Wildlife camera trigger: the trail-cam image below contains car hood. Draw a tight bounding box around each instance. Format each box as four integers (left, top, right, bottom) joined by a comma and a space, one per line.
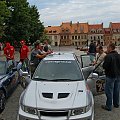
24, 80, 87, 110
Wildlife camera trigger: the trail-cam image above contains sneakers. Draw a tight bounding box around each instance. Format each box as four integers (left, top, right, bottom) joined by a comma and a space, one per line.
101, 105, 111, 111
114, 105, 119, 108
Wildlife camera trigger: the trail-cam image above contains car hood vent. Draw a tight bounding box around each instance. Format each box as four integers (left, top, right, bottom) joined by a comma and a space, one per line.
42, 93, 53, 99
58, 93, 70, 99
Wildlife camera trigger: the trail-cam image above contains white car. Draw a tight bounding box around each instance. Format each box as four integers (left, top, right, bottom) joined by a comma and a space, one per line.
17, 52, 97, 120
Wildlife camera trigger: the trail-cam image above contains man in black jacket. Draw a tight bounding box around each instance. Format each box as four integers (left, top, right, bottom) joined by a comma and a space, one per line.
88, 41, 96, 63
102, 43, 120, 111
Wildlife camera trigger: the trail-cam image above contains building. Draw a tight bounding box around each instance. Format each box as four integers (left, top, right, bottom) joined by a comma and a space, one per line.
71, 22, 88, 46
104, 28, 112, 45
45, 26, 60, 46
60, 22, 72, 46
45, 22, 88, 46
110, 22, 120, 45
45, 22, 120, 46
88, 23, 104, 45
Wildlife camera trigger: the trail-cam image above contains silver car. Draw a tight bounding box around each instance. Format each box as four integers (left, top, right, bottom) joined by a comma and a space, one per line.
17, 52, 105, 120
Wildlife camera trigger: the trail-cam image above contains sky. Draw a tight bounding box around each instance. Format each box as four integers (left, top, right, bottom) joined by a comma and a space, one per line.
28, 0, 120, 27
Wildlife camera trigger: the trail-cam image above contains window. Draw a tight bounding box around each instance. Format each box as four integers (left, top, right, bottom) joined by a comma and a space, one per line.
49, 31, 52, 33
75, 36, 77, 39
81, 35, 83, 39
54, 36, 57, 39
98, 36, 100, 39
61, 36, 63, 39
72, 36, 74, 40
78, 36, 80, 39
75, 30, 77, 33
67, 36, 69, 39
33, 60, 83, 81
64, 36, 66, 39
53, 30, 57, 33
66, 29, 69, 32
0, 62, 6, 74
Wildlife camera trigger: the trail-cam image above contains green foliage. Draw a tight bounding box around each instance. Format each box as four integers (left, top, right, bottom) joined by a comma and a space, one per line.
2, 0, 45, 45
0, 0, 10, 36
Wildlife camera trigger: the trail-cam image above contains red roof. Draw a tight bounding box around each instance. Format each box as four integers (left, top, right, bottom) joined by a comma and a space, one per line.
110, 22, 120, 29
89, 23, 103, 30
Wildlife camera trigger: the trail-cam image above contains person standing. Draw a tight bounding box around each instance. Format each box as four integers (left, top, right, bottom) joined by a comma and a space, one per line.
102, 43, 120, 111
93, 45, 106, 75
19, 40, 29, 62
43, 40, 52, 52
88, 40, 96, 63
3, 42, 15, 61
30, 41, 49, 76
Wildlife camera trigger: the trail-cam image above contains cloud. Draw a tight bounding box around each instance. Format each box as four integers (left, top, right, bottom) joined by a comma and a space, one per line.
28, 0, 120, 27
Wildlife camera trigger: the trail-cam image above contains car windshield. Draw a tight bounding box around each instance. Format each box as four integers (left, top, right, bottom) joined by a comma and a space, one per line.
0, 62, 6, 74
33, 60, 83, 81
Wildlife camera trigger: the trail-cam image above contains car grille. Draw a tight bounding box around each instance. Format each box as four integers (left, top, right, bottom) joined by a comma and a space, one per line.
39, 110, 68, 117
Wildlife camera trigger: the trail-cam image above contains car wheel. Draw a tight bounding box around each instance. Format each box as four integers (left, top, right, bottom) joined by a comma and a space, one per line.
0, 90, 6, 113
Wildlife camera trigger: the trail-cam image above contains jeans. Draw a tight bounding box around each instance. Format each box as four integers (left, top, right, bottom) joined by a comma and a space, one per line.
105, 77, 120, 110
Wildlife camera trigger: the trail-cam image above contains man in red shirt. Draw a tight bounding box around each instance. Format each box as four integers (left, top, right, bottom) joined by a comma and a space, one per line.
4, 42, 15, 61
20, 40, 29, 62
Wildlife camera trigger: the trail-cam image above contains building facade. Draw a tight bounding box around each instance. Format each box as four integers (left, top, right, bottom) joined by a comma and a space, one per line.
88, 23, 104, 45
110, 22, 120, 45
45, 22, 120, 46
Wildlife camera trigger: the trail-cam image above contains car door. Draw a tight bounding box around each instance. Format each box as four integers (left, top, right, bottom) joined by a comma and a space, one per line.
5, 61, 18, 93
80, 54, 105, 95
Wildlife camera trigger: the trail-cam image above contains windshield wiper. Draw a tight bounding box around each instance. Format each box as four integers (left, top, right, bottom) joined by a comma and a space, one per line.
48, 79, 80, 81
33, 78, 48, 81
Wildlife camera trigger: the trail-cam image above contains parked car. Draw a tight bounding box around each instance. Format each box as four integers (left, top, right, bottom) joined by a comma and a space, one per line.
0, 60, 19, 113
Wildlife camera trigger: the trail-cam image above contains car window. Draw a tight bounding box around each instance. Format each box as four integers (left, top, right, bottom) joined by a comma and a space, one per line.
33, 60, 83, 81
0, 61, 6, 74
7, 60, 14, 73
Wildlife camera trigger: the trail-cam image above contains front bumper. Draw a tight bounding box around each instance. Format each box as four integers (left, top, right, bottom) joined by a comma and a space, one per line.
17, 105, 94, 120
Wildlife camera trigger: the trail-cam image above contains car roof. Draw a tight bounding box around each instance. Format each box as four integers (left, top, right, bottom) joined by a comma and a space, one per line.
43, 52, 75, 61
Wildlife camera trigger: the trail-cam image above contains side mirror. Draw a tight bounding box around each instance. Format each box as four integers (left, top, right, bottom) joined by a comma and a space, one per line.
92, 73, 99, 78
19, 69, 28, 76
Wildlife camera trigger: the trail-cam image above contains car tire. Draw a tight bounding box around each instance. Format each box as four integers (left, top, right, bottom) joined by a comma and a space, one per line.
0, 90, 6, 113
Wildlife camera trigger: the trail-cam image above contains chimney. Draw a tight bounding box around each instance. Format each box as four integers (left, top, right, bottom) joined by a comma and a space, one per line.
70, 21, 72, 26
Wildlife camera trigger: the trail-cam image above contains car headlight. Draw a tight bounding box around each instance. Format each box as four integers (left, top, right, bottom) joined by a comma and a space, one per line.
21, 104, 37, 115
71, 103, 92, 116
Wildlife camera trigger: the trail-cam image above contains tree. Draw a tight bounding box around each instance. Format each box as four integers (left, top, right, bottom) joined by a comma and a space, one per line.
29, 5, 44, 44
5, 0, 31, 44
0, 0, 10, 37
4, 0, 44, 45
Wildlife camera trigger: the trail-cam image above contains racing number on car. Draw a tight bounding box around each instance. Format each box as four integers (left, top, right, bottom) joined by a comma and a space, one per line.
96, 79, 105, 93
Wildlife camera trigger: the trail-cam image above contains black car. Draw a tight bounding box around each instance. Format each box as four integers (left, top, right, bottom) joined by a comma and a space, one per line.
0, 60, 19, 113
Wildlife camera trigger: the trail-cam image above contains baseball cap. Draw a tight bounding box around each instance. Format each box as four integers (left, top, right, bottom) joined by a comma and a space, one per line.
20, 40, 25, 44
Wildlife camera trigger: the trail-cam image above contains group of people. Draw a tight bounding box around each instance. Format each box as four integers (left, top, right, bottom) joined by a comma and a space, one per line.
30, 40, 52, 76
0, 39, 52, 73
88, 41, 120, 111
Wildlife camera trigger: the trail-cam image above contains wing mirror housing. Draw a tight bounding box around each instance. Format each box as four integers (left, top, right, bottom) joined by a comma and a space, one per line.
92, 73, 99, 78
19, 69, 29, 76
